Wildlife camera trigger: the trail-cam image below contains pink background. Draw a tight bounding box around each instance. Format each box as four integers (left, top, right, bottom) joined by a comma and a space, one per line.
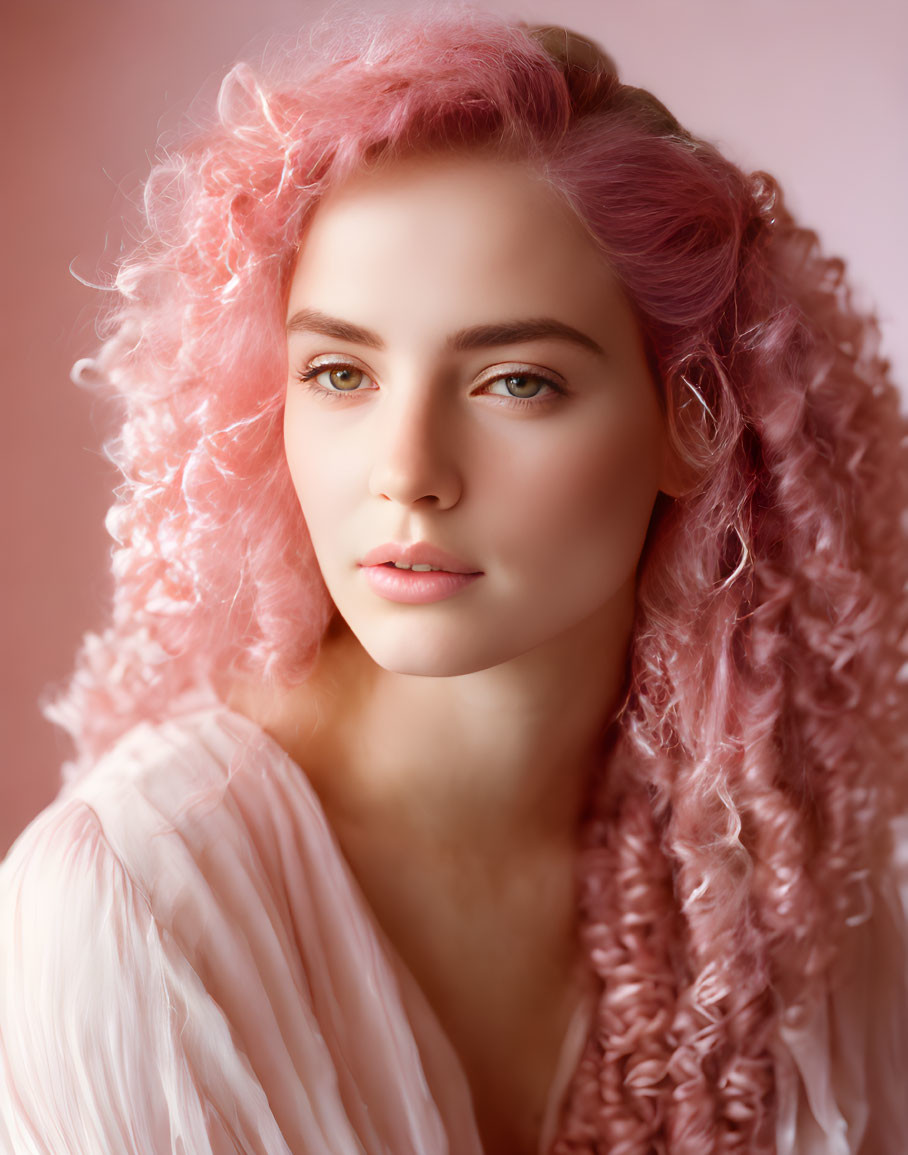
2, 0, 906, 856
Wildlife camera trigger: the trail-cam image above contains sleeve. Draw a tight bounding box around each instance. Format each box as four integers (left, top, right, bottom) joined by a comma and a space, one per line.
0, 798, 293, 1155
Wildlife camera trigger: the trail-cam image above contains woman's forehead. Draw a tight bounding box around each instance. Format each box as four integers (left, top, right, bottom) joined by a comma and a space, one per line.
285, 151, 633, 346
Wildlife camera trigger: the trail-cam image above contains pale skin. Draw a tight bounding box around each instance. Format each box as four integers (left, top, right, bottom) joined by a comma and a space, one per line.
228, 152, 687, 1155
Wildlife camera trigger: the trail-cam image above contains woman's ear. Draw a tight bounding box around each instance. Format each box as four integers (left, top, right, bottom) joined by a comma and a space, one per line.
656, 355, 728, 499
657, 436, 702, 499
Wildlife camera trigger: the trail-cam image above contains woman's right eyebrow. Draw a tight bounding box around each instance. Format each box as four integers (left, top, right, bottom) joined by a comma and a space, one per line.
286, 307, 605, 357
286, 308, 383, 347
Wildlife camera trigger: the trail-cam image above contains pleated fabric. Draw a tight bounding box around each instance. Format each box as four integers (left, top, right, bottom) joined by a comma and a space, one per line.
0, 704, 905, 1154
0, 706, 594, 1155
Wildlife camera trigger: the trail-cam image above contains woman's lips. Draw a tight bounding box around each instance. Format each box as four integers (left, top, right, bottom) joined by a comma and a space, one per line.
359, 541, 480, 574
360, 564, 482, 604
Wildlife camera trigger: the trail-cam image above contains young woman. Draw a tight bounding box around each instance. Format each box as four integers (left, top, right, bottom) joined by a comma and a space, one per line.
1, 10, 905, 1155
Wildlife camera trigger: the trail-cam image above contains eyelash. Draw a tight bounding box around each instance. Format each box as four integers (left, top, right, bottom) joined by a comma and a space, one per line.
294, 361, 565, 410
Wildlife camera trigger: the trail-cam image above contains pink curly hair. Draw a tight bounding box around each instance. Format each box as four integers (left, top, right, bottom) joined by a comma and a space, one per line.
49, 7, 908, 1152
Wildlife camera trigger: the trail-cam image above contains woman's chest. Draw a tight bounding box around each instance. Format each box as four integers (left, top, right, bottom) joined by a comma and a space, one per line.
349, 847, 588, 1154
453, 991, 585, 1155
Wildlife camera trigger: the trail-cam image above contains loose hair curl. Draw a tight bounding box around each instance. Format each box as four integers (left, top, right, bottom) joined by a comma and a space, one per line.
49, 8, 908, 1153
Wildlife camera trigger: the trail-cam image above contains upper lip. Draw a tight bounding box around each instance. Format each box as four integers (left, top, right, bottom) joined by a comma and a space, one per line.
359, 542, 481, 574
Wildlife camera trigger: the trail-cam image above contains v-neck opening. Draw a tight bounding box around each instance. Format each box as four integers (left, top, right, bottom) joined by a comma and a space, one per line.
204, 700, 599, 1154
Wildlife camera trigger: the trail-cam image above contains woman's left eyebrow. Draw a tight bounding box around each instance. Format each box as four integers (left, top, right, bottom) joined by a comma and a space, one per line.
448, 318, 605, 357
286, 308, 605, 357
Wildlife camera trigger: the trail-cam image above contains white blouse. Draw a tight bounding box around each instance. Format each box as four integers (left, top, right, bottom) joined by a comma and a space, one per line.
0, 704, 905, 1153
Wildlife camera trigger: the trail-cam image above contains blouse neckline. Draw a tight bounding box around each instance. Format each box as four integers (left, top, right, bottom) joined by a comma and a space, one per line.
185, 700, 600, 1154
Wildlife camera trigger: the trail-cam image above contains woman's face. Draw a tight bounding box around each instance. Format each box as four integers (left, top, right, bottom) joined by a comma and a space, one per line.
284, 152, 678, 677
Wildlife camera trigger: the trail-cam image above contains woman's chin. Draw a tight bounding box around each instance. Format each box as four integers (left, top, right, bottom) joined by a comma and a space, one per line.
354, 628, 517, 679
364, 646, 496, 679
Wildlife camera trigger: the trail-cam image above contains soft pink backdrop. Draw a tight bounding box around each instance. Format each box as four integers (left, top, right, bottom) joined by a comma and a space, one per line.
3, 0, 906, 856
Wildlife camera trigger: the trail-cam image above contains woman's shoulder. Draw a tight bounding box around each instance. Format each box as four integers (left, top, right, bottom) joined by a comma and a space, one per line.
0, 700, 474, 1154
0, 699, 332, 1003
0, 697, 339, 1150
63, 696, 294, 815
0, 702, 381, 1154
83, 699, 317, 858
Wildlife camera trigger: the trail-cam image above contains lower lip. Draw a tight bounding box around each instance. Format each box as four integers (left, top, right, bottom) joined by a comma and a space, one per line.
360, 565, 482, 604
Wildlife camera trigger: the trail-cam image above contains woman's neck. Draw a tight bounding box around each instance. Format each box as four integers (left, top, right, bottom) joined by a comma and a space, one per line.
227, 578, 634, 864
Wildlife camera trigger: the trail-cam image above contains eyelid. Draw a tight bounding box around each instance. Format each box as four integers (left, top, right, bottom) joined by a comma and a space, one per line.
305, 353, 373, 375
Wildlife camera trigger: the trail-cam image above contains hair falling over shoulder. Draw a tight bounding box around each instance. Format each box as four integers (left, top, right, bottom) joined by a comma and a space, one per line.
48, 6, 908, 1151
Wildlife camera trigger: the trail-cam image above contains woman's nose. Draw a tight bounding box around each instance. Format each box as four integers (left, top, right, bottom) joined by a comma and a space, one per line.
367, 388, 463, 509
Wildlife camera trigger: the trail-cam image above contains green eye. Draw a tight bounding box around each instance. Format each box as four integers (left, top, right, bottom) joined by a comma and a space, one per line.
324, 366, 364, 390
502, 374, 544, 398
298, 362, 373, 394
485, 373, 553, 400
